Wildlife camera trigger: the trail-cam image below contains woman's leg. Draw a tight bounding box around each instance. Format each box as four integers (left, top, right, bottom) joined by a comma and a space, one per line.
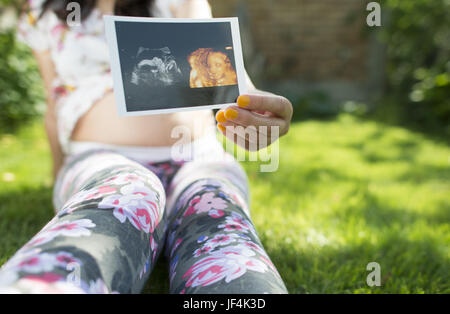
164, 158, 288, 294
0, 149, 166, 294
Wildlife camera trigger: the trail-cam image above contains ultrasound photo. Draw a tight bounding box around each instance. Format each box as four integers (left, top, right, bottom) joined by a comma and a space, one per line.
104, 16, 247, 116
188, 48, 238, 88
131, 47, 183, 87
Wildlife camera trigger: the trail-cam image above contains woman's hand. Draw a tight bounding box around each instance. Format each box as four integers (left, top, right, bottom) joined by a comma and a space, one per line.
215, 93, 293, 151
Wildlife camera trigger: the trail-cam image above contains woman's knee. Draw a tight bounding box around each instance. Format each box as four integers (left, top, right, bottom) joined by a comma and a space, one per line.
167, 160, 250, 220
54, 149, 166, 232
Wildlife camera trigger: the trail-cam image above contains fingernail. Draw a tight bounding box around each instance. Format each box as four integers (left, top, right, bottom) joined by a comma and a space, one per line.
216, 111, 227, 123
225, 108, 238, 120
217, 124, 226, 132
237, 95, 250, 108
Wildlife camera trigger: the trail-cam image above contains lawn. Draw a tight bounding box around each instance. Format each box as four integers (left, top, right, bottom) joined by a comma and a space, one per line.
0, 114, 449, 293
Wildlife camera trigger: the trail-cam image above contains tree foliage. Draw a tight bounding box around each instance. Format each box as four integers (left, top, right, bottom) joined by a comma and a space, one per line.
0, 1, 44, 132
380, 0, 450, 131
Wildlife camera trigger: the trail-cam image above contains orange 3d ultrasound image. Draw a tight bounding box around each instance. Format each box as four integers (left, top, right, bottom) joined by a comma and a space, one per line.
188, 48, 238, 88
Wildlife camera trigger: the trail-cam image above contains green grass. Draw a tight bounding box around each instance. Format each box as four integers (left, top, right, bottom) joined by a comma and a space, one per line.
0, 114, 449, 293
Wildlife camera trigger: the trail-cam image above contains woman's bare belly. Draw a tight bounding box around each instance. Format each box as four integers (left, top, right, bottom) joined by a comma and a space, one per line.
71, 91, 216, 146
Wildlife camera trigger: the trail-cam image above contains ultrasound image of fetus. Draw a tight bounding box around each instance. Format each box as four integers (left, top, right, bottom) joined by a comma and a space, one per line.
131, 47, 183, 87
188, 48, 237, 88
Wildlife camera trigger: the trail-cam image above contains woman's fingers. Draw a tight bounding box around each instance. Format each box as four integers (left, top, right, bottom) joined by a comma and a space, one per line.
237, 94, 293, 121
217, 122, 263, 152
217, 112, 276, 151
214, 93, 293, 151
217, 110, 259, 139
216, 106, 288, 136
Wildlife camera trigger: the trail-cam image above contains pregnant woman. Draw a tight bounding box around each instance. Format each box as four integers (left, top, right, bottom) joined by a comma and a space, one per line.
0, 0, 292, 294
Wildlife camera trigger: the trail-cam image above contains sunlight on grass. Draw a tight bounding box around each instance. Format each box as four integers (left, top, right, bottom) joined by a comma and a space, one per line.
229, 114, 449, 293
0, 119, 53, 266
0, 114, 449, 293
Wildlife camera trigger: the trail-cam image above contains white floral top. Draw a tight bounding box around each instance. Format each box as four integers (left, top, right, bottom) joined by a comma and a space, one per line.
17, 0, 183, 154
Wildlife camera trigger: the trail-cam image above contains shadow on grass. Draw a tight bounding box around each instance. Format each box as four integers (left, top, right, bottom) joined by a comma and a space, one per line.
335, 186, 450, 228
0, 186, 54, 259
341, 124, 422, 164
395, 164, 450, 183
267, 233, 449, 293
360, 111, 450, 147
292, 103, 449, 147
360, 142, 420, 164
254, 163, 449, 222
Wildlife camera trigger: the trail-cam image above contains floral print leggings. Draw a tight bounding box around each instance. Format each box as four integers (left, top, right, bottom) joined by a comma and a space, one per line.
0, 148, 287, 294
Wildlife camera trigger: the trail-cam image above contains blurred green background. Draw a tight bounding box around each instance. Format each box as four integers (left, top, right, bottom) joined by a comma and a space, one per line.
0, 0, 448, 293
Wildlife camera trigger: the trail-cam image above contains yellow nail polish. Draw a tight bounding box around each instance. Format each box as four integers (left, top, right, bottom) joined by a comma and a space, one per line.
28, 13, 36, 25
225, 108, 238, 120
216, 111, 227, 123
217, 124, 226, 132
237, 95, 250, 108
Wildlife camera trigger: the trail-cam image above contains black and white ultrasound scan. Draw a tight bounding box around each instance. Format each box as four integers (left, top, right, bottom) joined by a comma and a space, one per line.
130, 47, 183, 88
